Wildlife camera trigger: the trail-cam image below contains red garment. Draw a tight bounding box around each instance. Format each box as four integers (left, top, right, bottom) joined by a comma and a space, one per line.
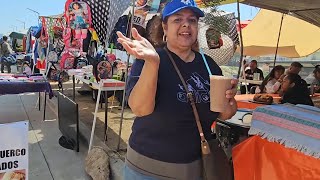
36, 60, 46, 69
233, 136, 320, 180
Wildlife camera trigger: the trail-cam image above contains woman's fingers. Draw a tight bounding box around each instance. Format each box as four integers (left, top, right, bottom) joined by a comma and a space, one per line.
116, 31, 131, 41
121, 42, 136, 55
118, 38, 136, 48
226, 87, 237, 98
231, 79, 238, 86
229, 98, 237, 106
131, 28, 143, 41
226, 90, 236, 98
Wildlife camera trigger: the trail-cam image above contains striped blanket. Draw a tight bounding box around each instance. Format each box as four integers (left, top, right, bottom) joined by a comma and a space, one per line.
249, 104, 320, 158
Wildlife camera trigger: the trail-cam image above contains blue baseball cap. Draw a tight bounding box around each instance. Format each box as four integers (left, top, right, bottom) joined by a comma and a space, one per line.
162, 0, 204, 20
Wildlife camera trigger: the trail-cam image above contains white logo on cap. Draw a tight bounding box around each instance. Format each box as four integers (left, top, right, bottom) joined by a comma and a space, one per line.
181, 0, 191, 5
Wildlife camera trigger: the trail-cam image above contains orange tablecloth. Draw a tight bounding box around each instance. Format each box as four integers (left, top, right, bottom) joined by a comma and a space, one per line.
232, 136, 320, 180
235, 94, 320, 109
235, 94, 281, 109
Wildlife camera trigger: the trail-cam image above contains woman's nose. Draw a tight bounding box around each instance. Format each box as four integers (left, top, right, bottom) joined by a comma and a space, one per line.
182, 21, 190, 27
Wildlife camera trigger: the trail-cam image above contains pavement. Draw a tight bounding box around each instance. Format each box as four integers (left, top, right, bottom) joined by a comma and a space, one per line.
0, 93, 124, 180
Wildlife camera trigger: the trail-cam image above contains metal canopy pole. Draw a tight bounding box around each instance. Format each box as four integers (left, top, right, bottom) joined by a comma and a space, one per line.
235, 0, 249, 94
117, 0, 135, 151
236, 0, 244, 79
273, 13, 285, 67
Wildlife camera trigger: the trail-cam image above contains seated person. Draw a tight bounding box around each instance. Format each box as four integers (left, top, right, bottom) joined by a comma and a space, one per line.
277, 62, 304, 96
241, 60, 264, 94
23, 61, 32, 75
286, 61, 303, 75
244, 60, 264, 80
255, 65, 285, 94
305, 66, 320, 93
280, 73, 314, 106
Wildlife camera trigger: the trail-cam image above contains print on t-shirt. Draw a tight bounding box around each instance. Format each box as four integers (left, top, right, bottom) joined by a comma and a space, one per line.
177, 72, 210, 103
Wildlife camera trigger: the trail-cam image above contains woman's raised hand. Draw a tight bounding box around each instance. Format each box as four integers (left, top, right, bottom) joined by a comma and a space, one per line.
117, 28, 160, 64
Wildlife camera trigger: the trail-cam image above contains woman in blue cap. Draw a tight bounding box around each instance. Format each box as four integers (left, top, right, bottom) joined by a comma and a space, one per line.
117, 0, 238, 179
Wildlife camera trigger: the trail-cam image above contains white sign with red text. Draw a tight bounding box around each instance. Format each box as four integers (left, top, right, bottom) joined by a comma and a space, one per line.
0, 121, 28, 180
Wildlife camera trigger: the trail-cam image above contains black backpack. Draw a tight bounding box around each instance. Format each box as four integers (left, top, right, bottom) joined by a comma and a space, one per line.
108, 15, 131, 51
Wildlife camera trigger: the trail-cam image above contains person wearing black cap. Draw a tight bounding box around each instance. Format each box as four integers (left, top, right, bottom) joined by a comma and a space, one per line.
117, 0, 237, 179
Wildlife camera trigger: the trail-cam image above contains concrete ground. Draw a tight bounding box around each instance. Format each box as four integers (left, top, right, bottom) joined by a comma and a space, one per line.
0, 93, 118, 180
51, 80, 135, 156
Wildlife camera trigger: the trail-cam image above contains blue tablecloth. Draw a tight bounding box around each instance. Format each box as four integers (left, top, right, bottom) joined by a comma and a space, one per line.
249, 104, 320, 158
0, 81, 53, 98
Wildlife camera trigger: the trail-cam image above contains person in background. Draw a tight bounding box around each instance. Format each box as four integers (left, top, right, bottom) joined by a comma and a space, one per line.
0, 36, 14, 73
255, 65, 285, 94
280, 73, 314, 106
22, 61, 32, 76
305, 66, 320, 93
117, 0, 238, 179
287, 61, 303, 75
244, 60, 264, 80
305, 65, 320, 85
241, 60, 264, 93
276, 62, 304, 96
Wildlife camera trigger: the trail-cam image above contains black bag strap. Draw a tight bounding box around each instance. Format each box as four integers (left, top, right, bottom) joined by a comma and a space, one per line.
164, 47, 211, 155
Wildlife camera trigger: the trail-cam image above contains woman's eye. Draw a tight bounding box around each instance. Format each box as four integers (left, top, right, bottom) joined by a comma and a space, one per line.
173, 18, 182, 23
189, 19, 197, 23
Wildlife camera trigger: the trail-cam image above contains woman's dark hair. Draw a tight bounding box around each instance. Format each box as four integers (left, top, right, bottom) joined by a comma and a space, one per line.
281, 73, 314, 106
259, 65, 285, 93
72, 2, 82, 9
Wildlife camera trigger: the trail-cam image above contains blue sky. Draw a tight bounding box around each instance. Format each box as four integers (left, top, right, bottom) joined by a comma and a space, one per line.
0, 0, 258, 34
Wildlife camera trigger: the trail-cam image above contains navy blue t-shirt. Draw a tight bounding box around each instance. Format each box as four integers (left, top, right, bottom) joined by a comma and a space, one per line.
126, 48, 222, 163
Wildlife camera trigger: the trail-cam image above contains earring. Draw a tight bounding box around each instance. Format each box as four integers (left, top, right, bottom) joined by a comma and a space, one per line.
162, 34, 167, 42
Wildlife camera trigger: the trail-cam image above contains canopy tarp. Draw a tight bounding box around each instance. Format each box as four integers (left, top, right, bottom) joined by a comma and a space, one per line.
196, 0, 320, 27
9, 32, 26, 39
238, 9, 320, 58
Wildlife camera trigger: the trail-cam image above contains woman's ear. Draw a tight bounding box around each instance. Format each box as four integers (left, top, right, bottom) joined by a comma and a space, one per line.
162, 22, 168, 34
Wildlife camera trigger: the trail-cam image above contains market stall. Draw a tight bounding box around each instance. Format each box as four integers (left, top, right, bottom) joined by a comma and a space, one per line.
0, 74, 53, 121
9, 31, 26, 52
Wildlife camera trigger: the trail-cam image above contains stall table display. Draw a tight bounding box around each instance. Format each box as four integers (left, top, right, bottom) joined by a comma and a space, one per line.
0, 74, 53, 121
235, 94, 281, 110
67, 69, 125, 149
235, 93, 320, 109
232, 104, 320, 180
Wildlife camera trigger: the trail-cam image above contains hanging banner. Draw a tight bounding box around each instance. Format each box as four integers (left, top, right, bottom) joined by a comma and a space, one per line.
0, 121, 28, 180
133, 0, 170, 27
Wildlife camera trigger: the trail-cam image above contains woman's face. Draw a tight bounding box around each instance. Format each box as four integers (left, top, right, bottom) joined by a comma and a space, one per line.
163, 9, 198, 50
73, 3, 80, 10
281, 75, 294, 92
274, 70, 284, 80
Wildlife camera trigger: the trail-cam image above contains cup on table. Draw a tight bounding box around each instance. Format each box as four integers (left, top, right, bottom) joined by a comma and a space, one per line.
210, 75, 233, 112
253, 73, 260, 80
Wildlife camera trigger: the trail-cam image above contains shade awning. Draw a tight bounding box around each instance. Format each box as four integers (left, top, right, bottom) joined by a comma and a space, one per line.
196, 0, 320, 27
9, 32, 26, 39
241, 0, 320, 27
238, 9, 320, 58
